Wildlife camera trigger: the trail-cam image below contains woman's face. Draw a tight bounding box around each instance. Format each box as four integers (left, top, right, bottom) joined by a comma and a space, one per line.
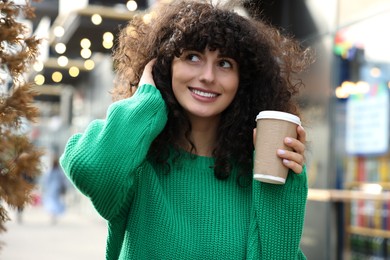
171, 49, 239, 121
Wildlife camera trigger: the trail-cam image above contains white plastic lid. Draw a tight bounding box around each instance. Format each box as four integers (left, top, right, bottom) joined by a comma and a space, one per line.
256, 110, 301, 125
253, 173, 286, 184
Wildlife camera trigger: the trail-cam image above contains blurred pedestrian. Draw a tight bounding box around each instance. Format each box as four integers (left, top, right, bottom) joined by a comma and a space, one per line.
41, 156, 68, 224
60, 0, 313, 258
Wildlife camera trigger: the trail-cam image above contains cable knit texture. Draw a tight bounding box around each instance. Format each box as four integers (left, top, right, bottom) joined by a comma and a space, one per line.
60, 84, 308, 260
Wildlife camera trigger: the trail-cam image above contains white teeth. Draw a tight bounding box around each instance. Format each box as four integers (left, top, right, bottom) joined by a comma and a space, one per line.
191, 89, 217, 98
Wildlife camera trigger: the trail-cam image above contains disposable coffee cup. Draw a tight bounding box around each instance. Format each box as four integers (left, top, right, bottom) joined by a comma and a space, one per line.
254, 110, 301, 184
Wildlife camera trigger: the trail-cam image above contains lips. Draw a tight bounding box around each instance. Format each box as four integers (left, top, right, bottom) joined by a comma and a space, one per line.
189, 87, 219, 98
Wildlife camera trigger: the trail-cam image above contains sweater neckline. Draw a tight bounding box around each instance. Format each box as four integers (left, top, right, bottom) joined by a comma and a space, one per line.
170, 148, 216, 171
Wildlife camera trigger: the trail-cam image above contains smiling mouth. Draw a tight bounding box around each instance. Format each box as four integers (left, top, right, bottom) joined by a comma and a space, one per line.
189, 87, 219, 98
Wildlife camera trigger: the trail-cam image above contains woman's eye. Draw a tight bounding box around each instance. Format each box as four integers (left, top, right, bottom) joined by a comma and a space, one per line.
186, 53, 200, 62
219, 60, 232, 68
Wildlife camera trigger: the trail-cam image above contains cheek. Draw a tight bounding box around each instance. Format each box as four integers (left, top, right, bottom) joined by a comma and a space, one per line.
171, 76, 181, 96
171, 77, 185, 104
171, 67, 184, 89
226, 77, 239, 96
171, 83, 179, 99
227, 70, 239, 91
171, 72, 179, 93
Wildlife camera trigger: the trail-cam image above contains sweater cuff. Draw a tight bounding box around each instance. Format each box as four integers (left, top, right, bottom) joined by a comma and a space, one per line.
285, 164, 308, 189
136, 83, 157, 95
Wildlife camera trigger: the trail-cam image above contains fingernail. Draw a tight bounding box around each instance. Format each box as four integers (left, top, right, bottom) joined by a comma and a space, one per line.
277, 149, 285, 155
285, 137, 292, 144
283, 159, 290, 165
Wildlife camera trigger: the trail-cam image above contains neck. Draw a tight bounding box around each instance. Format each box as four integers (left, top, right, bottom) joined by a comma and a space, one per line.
180, 115, 220, 157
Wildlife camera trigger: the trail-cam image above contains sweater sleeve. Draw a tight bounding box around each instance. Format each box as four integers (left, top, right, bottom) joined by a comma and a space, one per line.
247, 166, 308, 259
59, 84, 167, 221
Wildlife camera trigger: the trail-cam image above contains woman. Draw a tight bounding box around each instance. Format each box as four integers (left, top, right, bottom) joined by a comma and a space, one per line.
60, 0, 314, 259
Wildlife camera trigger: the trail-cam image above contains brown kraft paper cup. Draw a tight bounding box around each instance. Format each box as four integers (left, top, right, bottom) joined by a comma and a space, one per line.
254, 111, 301, 184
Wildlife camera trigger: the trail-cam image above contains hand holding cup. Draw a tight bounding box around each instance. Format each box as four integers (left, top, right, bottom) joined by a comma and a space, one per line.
253, 111, 305, 184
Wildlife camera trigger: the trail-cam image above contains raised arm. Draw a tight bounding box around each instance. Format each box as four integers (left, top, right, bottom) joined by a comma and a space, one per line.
60, 84, 167, 220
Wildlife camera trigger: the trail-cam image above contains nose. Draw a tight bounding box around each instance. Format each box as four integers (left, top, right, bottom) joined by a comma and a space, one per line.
199, 62, 215, 83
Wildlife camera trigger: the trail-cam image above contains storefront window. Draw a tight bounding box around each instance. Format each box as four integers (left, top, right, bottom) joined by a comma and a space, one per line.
333, 9, 390, 259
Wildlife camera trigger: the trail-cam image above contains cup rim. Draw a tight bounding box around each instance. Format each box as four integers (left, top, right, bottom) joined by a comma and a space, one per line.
256, 110, 301, 125
253, 173, 286, 184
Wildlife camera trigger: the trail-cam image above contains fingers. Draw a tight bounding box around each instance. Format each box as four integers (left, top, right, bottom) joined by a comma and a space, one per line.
139, 59, 157, 87
277, 148, 304, 174
277, 125, 306, 174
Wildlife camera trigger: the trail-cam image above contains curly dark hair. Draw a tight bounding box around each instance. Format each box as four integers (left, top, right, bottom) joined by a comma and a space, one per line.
112, 0, 314, 183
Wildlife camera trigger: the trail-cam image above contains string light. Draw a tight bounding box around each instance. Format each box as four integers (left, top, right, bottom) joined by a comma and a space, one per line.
103, 32, 114, 42
102, 41, 113, 49
91, 14, 102, 25
69, 66, 80, 77
102, 32, 114, 49
370, 67, 381, 78
55, 43, 66, 54
80, 48, 92, 59
84, 59, 95, 70
143, 13, 152, 24
52, 71, 63, 83
335, 81, 370, 99
80, 38, 91, 49
34, 74, 45, 85
126, 0, 137, 11
33, 61, 44, 72
57, 56, 69, 67
53, 26, 65, 37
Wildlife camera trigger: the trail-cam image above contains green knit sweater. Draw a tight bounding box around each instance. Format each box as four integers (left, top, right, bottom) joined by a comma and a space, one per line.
60, 84, 308, 260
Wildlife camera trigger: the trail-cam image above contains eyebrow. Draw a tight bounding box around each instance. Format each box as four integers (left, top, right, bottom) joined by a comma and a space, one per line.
181, 48, 236, 62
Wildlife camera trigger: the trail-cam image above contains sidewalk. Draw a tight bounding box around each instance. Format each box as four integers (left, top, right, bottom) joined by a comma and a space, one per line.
0, 192, 107, 260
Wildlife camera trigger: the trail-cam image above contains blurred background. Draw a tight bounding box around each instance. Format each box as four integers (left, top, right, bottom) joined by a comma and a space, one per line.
1, 0, 390, 259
